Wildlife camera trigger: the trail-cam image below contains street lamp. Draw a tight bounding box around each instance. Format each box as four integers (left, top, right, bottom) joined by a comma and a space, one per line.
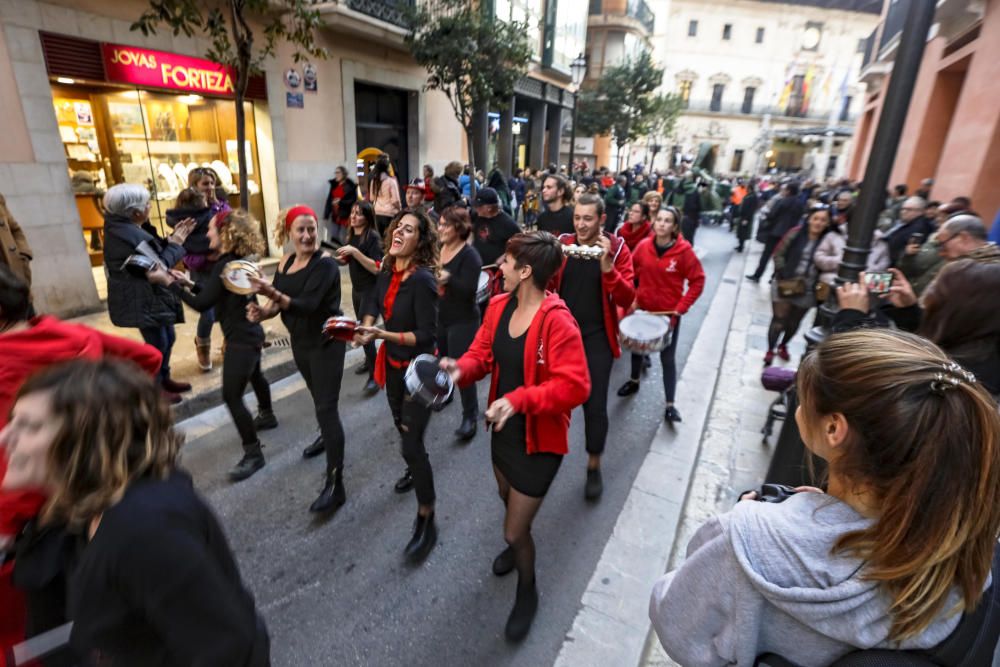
568, 53, 587, 179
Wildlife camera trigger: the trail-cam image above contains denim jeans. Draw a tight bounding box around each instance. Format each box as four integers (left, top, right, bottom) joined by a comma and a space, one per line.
190, 268, 216, 339
139, 324, 177, 382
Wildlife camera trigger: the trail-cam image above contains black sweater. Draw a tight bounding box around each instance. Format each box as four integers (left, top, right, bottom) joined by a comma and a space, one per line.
363, 266, 438, 362
346, 228, 383, 293
172, 252, 265, 347
440, 244, 482, 325
273, 253, 343, 345
67, 470, 268, 666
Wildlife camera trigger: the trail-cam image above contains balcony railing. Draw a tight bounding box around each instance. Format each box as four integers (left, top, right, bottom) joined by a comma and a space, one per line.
878, 0, 909, 53
682, 99, 857, 122
309, 0, 413, 29
589, 0, 655, 34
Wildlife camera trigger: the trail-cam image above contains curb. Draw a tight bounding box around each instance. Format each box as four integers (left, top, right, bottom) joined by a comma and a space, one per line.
553, 247, 750, 667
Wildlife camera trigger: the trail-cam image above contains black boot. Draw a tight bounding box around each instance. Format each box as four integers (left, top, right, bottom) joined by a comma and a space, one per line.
492, 546, 515, 576
229, 442, 265, 482
362, 378, 380, 397
584, 468, 603, 501
309, 467, 346, 514
253, 409, 278, 431
394, 468, 414, 493
455, 415, 477, 441
505, 576, 538, 641
404, 511, 437, 563
302, 434, 324, 459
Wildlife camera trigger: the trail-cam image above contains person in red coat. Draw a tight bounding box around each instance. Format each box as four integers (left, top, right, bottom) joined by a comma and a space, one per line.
617, 206, 705, 424
618, 201, 652, 251
548, 192, 635, 501
0, 265, 162, 664
441, 231, 590, 642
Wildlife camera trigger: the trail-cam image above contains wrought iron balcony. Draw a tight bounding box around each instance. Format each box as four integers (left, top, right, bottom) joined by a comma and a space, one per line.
309, 0, 414, 29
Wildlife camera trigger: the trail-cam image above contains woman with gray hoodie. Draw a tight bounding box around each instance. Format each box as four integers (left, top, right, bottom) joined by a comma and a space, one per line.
649, 329, 1000, 666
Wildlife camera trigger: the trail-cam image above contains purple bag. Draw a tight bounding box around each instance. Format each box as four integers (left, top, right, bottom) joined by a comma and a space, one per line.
761, 366, 796, 392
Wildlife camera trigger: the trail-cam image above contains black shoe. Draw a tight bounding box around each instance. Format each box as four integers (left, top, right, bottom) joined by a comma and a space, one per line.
404, 512, 437, 563
617, 380, 640, 397
664, 405, 683, 424
505, 578, 538, 642
309, 468, 346, 514
394, 468, 414, 493
745, 274, 760, 283
253, 409, 278, 431
229, 447, 265, 482
584, 468, 603, 501
362, 378, 380, 397
455, 415, 477, 441
302, 435, 324, 459
354, 362, 369, 375
735, 245, 744, 253
492, 546, 515, 576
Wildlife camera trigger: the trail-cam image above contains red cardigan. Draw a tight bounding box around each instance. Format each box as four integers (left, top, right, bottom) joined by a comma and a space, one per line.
455, 292, 590, 456
632, 236, 705, 315
549, 233, 635, 357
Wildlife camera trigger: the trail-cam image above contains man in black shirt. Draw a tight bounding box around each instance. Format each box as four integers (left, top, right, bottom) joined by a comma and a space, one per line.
472, 187, 520, 265
536, 173, 575, 235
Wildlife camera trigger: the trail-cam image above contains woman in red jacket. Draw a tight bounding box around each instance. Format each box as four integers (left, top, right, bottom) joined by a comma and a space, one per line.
617, 206, 705, 424
440, 231, 590, 642
618, 201, 652, 251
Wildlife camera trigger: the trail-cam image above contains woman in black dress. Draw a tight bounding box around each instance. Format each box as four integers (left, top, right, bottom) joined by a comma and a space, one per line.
441, 232, 591, 640
248, 205, 348, 515
354, 211, 440, 562
153, 209, 276, 483
335, 201, 383, 397
436, 206, 482, 440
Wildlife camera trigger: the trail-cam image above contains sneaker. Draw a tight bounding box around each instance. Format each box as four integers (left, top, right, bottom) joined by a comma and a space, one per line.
664, 405, 682, 424
764, 350, 775, 366
253, 410, 278, 431
616, 380, 640, 397
776, 344, 790, 361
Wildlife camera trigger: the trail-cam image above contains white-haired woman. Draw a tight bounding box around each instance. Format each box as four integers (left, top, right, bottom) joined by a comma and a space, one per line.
102, 183, 194, 403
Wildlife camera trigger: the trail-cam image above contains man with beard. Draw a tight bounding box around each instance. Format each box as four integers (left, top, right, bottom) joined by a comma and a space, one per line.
536, 174, 574, 235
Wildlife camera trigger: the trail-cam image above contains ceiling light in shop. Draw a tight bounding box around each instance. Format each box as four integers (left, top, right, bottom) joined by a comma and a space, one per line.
56, 77, 75, 84
181, 95, 203, 104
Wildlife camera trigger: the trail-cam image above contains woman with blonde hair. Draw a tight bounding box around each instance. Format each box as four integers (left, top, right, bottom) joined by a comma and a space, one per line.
650, 329, 1000, 665
151, 209, 276, 483
3, 359, 269, 664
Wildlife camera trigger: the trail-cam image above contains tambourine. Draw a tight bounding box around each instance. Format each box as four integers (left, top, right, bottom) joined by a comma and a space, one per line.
322, 316, 359, 342
561, 244, 604, 260
404, 354, 454, 409
221, 259, 262, 295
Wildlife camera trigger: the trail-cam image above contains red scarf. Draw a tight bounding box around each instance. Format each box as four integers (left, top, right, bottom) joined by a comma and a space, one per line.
373, 266, 413, 388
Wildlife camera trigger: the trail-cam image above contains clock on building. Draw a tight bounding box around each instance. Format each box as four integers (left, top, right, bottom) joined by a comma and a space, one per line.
801, 22, 822, 51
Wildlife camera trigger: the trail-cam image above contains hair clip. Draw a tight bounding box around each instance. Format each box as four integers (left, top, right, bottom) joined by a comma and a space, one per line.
930, 373, 960, 395
943, 362, 976, 384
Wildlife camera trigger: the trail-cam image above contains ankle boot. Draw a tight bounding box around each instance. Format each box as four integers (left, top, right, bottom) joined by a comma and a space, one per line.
302, 434, 324, 459
492, 546, 515, 577
505, 576, 538, 641
229, 442, 265, 482
455, 415, 477, 441
253, 409, 278, 431
195, 336, 212, 372
309, 467, 346, 513
403, 511, 437, 563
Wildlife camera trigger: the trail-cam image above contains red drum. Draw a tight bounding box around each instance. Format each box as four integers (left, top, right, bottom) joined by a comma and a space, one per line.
322, 316, 358, 342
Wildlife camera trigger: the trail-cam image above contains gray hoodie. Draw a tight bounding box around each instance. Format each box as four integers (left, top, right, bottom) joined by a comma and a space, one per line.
649, 492, 966, 666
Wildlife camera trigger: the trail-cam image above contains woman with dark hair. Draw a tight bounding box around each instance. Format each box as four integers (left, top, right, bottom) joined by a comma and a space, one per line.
651, 329, 1000, 665
368, 154, 401, 238
248, 206, 348, 513
764, 205, 832, 365
150, 210, 276, 483
334, 201, 383, 396
354, 211, 440, 562
4, 359, 269, 665
323, 166, 358, 243
435, 207, 483, 440
440, 231, 590, 640
618, 201, 652, 251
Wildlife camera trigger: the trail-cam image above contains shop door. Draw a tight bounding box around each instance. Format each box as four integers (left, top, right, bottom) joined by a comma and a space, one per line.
355, 82, 409, 187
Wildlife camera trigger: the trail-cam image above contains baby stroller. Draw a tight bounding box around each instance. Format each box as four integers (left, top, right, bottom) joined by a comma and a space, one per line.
761, 366, 797, 444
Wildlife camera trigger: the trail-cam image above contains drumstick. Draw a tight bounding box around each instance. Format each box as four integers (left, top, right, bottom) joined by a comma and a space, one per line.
481, 264, 498, 270
645, 310, 677, 316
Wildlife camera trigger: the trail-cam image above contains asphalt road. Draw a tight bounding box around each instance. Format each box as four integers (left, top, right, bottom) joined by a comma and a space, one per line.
176, 224, 736, 666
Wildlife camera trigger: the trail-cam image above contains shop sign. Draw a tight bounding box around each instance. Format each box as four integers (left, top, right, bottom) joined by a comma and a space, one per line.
101, 43, 237, 97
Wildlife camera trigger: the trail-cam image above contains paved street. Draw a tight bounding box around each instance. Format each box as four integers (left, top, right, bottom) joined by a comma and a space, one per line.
172, 224, 735, 666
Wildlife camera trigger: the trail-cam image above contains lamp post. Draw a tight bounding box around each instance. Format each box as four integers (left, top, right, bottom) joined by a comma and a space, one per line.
568, 53, 587, 179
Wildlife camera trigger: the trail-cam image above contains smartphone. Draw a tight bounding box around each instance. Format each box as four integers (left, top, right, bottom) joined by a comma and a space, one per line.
864, 272, 893, 295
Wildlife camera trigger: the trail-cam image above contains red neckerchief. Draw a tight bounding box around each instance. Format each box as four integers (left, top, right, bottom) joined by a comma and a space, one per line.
373, 265, 414, 387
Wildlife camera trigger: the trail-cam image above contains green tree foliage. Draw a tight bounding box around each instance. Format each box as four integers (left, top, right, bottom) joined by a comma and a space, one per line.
405, 0, 532, 197
576, 51, 680, 170
132, 1, 326, 208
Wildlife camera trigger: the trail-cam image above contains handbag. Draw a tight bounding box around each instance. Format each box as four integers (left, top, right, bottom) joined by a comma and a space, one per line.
815, 281, 831, 302
776, 277, 806, 297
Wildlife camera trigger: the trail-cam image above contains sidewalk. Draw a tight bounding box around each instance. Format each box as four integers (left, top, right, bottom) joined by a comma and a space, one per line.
69, 261, 363, 421
552, 242, 805, 667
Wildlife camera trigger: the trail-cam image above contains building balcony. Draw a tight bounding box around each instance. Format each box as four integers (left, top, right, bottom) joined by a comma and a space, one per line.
308, 0, 414, 40
588, 0, 655, 35
681, 99, 857, 123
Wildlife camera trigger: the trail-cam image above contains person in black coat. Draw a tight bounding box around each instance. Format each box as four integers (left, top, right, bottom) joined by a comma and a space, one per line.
101, 184, 193, 402
323, 166, 358, 243
747, 182, 804, 282
735, 181, 759, 252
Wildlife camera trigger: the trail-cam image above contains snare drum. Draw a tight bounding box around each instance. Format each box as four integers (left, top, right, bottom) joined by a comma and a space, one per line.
618, 311, 672, 355
476, 270, 491, 304
221, 259, 262, 295
404, 354, 454, 409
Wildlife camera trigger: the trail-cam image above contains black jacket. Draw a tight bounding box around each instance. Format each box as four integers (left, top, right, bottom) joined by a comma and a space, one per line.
165, 205, 215, 256
103, 214, 186, 329
760, 195, 805, 240
324, 177, 358, 222
433, 175, 463, 213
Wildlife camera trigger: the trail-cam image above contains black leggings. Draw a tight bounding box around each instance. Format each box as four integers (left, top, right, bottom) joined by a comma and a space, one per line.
385, 364, 436, 506
767, 301, 810, 350
222, 343, 272, 447
352, 287, 377, 378
582, 332, 614, 456
438, 319, 480, 418
629, 317, 682, 403
292, 339, 347, 473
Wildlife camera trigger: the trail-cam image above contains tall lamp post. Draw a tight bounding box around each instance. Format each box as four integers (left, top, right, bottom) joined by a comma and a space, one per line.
568, 53, 587, 179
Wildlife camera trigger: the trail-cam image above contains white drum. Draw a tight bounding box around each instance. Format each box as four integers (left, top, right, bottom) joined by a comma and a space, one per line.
476, 269, 492, 304
618, 311, 672, 355
404, 354, 454, 409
